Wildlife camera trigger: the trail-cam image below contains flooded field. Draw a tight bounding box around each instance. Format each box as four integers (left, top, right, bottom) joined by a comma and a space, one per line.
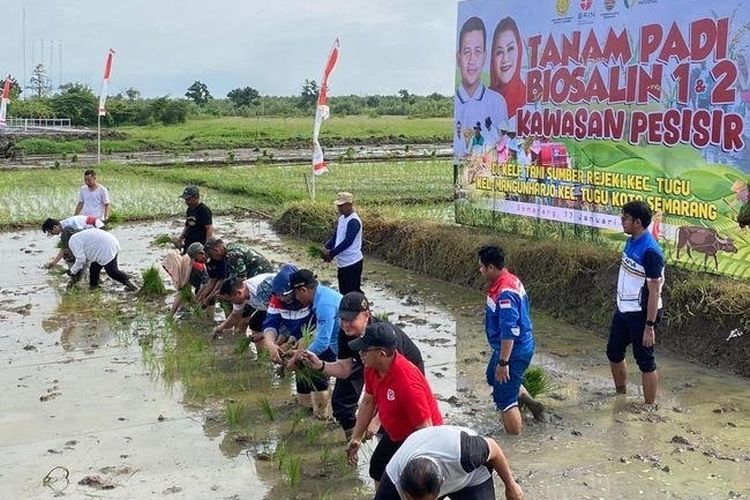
1, 216, 748, 499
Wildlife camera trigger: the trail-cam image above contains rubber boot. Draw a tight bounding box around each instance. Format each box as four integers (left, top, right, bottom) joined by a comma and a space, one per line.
124, 280, 138, 292
311, 389, 331, 420
297, 393, 313, 410
518, 392, 546, 421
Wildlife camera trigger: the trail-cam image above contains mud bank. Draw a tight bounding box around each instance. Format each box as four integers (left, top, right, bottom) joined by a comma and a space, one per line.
273, 202, 750, 377
7, 143, 451, 170
1, 217, 749, 499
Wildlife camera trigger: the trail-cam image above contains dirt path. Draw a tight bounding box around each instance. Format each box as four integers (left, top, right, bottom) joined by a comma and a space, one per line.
4, 143, 452, 170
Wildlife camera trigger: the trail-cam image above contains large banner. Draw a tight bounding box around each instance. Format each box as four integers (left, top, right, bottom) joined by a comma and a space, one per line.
454, 0, 750, 279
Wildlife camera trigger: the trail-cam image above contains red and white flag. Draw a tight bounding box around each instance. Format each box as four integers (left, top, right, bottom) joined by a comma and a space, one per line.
312, 38, 340, 175
98, 49, 115, 117
0, 76, 11, 127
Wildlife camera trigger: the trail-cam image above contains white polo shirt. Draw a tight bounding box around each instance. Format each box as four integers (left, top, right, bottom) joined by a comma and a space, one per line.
454, 84, 508, 150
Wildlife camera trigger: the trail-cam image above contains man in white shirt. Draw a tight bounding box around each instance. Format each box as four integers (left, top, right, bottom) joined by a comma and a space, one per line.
67, 228, 136, 291
213, 273, 275, 340
375, 425, 523, 500
455, 16, 508, 152
74, 169, 110, 222
42, 215, 105, 268
323, 192, 363, 294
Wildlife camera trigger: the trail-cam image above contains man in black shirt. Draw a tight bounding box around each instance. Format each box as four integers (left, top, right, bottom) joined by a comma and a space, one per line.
301, 291, 424, 438
177, 185, 213, 254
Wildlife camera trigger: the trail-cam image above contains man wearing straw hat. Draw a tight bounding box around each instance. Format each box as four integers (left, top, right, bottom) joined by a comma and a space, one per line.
323, 192, 363, 294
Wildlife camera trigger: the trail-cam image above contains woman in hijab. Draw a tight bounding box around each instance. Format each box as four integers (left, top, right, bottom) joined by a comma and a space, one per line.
490, 17, 526, 120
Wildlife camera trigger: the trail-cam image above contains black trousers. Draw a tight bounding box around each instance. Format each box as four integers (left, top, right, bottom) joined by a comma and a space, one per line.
337, 259, 363, 295
331, 362, 364, 431
90, 255, 131, 288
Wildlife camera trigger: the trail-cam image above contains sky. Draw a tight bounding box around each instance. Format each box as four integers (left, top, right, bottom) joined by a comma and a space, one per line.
0, 0, 458, 98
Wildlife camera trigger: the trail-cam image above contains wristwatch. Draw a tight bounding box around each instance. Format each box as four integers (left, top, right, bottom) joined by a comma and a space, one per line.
498, 359, 509, 367
645, 320, 657, 327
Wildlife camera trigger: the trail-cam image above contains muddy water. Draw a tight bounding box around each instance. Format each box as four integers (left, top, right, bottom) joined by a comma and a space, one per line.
1, 217, 748, 499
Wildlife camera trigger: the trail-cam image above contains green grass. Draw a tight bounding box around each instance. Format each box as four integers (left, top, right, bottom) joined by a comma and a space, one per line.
16, 116, 452, 155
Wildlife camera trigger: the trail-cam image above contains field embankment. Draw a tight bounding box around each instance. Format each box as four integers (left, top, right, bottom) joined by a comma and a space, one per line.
273, 202, 750, 377
14, 116, 452, 156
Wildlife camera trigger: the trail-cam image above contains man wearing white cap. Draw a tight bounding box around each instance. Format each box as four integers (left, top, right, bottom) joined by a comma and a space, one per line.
323, 192, 363, 294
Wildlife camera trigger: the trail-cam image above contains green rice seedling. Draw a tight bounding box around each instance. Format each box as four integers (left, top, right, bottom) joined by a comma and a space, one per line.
152, 233, 176, 247
224, 401, 245, 427
284, 454, 302, 487
288, 408, 307, 435
140, 266, 167, 297
319, 445, 332, 465
374, 312, 390, 322
275, 440, 289, 471
257, 396, 275, 421
305, 423, 322, 446
307, 244, 325, 259
234, 335, 251, 356
523, 365, 551, 398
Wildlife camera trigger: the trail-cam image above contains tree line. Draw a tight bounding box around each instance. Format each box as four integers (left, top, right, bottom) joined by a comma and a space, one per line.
5, 65, 452, 127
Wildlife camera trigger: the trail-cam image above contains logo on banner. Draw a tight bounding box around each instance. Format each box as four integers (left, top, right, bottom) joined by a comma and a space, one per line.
605, 0, 616, 10
623, 0, 636, 8
556, 0, 570, 16
580, 0, 592, 10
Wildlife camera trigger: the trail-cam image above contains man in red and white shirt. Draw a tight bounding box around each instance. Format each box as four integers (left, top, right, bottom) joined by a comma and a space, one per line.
345, 323, 443, 487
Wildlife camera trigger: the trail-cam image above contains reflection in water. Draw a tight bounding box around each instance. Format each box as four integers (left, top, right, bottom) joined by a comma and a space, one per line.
7, 218, 749, 499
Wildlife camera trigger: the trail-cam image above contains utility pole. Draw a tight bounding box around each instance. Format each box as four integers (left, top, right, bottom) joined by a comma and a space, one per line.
22, 4, 26, 91
58, 41, 62, 88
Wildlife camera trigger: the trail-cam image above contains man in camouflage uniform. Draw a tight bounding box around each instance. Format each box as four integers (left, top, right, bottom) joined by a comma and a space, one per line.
196, 237, 274, 308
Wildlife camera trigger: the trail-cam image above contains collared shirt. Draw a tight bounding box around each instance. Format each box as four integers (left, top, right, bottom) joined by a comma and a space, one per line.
232, 273, 275, 313
617, 231, 664, 313
336, 316, 424, 374
454, 84, 508, 150
364, 352, 443, 442
485, 269, 533, 351
385, 426, 492, 498
307, 285, 342, 356
68, 228, 120, 274
207, 243, 273, 281
263, 296, 314, 340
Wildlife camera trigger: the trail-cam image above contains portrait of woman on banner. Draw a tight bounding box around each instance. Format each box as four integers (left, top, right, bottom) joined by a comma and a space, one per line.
490, 17, 527, 122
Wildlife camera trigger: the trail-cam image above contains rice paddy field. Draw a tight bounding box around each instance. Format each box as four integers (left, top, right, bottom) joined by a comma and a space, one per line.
17, 116, 453, 155
0, 160, 455, 230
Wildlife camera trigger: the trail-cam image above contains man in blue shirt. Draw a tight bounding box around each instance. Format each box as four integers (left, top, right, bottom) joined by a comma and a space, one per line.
607, 201, 664, 405
323, 192, 363, 294
289, 269, 342, 418
479, 245, 544, 435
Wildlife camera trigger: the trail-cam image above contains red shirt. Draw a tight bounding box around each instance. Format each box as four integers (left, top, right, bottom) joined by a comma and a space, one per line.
364, 352, 443, 442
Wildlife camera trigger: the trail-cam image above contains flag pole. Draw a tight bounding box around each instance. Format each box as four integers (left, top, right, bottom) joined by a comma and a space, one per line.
97, 113, 101, 164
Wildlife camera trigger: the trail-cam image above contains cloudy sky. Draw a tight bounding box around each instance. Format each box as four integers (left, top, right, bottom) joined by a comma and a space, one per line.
0, 1, 458, 98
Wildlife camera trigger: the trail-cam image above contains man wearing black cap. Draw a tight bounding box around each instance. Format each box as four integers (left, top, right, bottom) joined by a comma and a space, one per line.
176, 185, 213, 254
344, 322, 442, 487
301, 291, 423, 439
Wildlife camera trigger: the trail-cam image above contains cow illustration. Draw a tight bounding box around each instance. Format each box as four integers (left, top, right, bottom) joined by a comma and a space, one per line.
676, 226, 738, 269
